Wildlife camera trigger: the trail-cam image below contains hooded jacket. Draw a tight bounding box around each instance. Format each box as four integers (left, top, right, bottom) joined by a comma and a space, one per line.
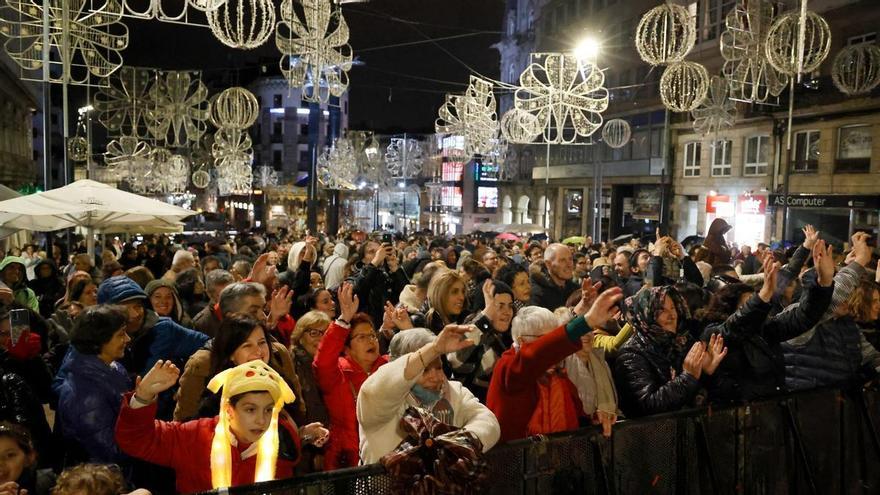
28, 259, 65, 318
704, 218, 732, 267
322, 243, 350, 290
0, 256, 39, 312
145, 279, 192, 328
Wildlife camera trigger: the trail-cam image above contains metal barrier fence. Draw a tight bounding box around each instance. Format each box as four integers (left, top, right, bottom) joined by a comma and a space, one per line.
199, 387, 880, 495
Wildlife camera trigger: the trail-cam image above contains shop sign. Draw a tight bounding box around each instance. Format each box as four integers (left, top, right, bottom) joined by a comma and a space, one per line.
769, 194, 880, 209
738, 195, 767, 215
706, 194, 731, 213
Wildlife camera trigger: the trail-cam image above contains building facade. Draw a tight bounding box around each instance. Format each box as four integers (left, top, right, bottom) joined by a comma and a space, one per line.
0, 55, 38, 189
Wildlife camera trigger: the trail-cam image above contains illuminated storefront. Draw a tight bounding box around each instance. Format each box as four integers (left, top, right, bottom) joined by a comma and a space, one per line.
770, 194, 880, 247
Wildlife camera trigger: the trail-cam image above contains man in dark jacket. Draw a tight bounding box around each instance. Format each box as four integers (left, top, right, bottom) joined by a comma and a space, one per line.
28, 259, 65, 319
349, 240, 409, 326
530, 243, 578, 310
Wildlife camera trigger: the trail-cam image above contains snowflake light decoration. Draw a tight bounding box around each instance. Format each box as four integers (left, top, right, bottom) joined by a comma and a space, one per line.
514, 53, 609, 144
601, 119, 631, 149
720, 0, 787, 103
435, 76, 497, 156
150, 154, 190, 194
276, 0, 353, 103
499, 108, 542, 144
691, 76, 736, 136
660, 61, 709, 113
254, 165, 279, 188
93, 66, 154, 138
146, 71, 211, 147
207, 0, 275, 49
0, 0, 129, 84
210, 87, 259, 129
765, 9, 831, 77
832, 43, 880, 96
385, 138, 423, 179
317, 138, 358, 190
635, 3, 696, 66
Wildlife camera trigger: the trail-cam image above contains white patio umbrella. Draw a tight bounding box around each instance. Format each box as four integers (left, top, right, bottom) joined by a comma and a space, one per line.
0, 179, 195, 256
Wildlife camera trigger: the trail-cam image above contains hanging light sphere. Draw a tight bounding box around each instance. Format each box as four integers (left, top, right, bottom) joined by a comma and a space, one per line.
211, 87, 260, 129
191, 169, 211, 189
602, 119, 631, 149
67, 137, 89, 162
660, 61, 710, 113
207, 0, 275, 49
832, 43, 880, 96
765, 10, 831, 76
635, 3, 696, 66
499, 108, 542, 144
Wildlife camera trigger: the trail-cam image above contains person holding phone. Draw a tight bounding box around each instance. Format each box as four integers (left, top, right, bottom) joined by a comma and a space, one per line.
348, 237, 409, 329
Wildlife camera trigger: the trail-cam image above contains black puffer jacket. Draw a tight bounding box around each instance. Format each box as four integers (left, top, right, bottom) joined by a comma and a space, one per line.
348, 263, 409, 327
0, 349, 53, 465
529, 268, 578, 311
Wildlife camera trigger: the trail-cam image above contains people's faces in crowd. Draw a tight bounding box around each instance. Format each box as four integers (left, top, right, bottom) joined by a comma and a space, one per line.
226, 391, 275, 444
78, 283, 98, 307
74, 255, 92, 273
613, 253, 631, 279
0, 318, 10, 349
231, 325, 270, 366
482, 251, 499, 272
547, 247, 574, 283
0, 434, 35, 486
0, 264, 21, 286
364, 241, 381, 264
445, 250, 458, 267
574, 255, 591, 277
120, 300, 146, 333
36, 264, 51, 280
528, 247, 543, 264
511, 272, 531, 303
656, 295, 678, 333
430, 248, 444, 261
417, 356, 446, 392
310, 272, 324, 290
405, 249, 418, 261
300, 322, 328, 356
635, 251, 651, 275
313, 289, 336, 319
149, 287, 175, 317
491, 292, 515, 331
741, 245, 752, 256
97, 325, 131, 364
238, 294, 268, 322
444, 280, 466, 317
203, 258, 221, 275
869, 288, 880, 322
266, 251, 278, 266
345, 322, 380, 367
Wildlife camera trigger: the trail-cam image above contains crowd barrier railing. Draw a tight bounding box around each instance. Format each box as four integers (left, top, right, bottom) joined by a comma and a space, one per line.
197, 387, 880, 495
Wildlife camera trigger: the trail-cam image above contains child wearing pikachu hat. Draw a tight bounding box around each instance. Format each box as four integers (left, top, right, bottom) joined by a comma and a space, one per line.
115, 359, 329, 494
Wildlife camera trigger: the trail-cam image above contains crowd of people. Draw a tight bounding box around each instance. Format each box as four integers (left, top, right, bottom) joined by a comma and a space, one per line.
0, 217, 879, 494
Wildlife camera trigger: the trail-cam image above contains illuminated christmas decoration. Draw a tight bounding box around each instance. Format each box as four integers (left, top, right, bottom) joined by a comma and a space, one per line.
104, 136, 152, 182
514, 53, 608, 144
721, 0, 787, 103
317, 138, 358, 190
67, 137, 89, 162
253, 165, 279, 188
207, 0, 274, 49
212, 127, 253, 167
765, 8, 831, 76
831, 43, 880, 96
276, 0, 352, 103
385, 137, 423, 179
0, 0, 129, 83
691, 76, 736, 136
210, 87, 259, 129
146, 71, 211, 147
435, 76, 497, 156
191, 168, 211, 189
601, 119, 631, 149
499, 108, 541, 144
635, 3, 695, 66
660, 61, 709, 112
93, 66, 154, 138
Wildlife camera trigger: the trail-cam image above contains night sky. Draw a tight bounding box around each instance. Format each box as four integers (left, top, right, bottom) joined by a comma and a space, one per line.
117, 0, 505, 133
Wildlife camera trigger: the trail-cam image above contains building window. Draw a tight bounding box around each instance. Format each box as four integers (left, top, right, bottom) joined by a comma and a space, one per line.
744, 135, 769, 176
695, 0, 735, 42
508, 15, 515, 35
711, 139, 732, 176
848, 32, 877, 46
508, 63, 516, 83
300, 124, 309, 135
683, 142, 701, 177
272, 150, 282, 167
836, 125, 872, 173
792, 130, 820, 172
273, 94, 283, 107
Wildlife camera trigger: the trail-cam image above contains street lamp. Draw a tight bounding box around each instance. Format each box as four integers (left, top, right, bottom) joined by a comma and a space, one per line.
574, 36, 601, 63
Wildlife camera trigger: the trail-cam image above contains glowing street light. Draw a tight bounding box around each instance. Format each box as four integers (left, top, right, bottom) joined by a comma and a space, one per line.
574, 36, 601, 62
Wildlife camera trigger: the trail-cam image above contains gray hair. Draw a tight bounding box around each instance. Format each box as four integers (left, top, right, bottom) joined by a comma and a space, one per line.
205, 269, 235, 301
511, 306, 560, 342
389, 328, 436, 361
218, 281, 266, 315
171, 249, 194, 269
543, 243, 566, 263
231, 260, 252, 278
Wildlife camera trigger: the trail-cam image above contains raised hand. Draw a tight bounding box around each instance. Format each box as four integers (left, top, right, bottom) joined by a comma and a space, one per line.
812, 239, 835, 288
802, 224, 820, 250
268, 286, 294, 326
584, 287, 623, 330
851, 232, 873, 267
370, 243, 388, 267
337, 282, 359, 323
135, 360, 180, 403
386, 248, 400, 272
682, 342, 704, 379
381, 301, 396, 331
249, 253, 278, 291
393, 307, 414, 330
651, 236, 670, 257
701, 334, 728, 375
758, 258, 779, 302
574, 281, 602, 317
433, 324, 476, 354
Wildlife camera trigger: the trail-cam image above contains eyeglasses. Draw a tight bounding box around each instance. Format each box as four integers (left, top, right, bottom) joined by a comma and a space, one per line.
306, 329, 326, 338
351, 333, 379, 342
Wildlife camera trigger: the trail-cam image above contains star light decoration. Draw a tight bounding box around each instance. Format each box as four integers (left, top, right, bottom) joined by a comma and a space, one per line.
146, 71, 211, 147
385, 137, 424, 179
831, 43, 880, 96
765, 8, 831, 77
276, 0, 353, 103
601, 119, 631, 149
720, 0, 788, 103
635, 3, 696, 66
317, 138, 358, 190
93, 67, 154, 138
660, 61, 709, 113
691, 76, 736, 136
0, 0, 129, 84
207, 0, 275, 49
435, 76, 498, 156
514, 53, 609, 144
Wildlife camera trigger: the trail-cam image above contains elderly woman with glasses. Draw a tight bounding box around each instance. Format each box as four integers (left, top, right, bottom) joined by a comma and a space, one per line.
357, 325, 500, 464
313, 282, 388, 470
290, 311, 331, 427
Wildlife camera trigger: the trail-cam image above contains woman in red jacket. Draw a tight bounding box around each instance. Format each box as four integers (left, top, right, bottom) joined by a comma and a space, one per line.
313, 282, 388, 470
115, 359, 328, 494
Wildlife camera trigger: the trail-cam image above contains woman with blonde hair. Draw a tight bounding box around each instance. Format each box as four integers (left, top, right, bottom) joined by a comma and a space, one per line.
290, 310, 332, 473
424, 269, 468, 334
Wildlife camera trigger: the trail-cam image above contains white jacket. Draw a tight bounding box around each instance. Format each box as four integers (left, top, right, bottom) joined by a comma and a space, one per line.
356, 354, 500, 465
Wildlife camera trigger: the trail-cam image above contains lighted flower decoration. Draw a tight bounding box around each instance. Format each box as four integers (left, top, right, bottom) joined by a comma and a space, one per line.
146, 71, 211, 148
104, 135, 152, 181
216, 159, 253, 196
435, 76, 497, 156
385, 137, 423, 179
254, 165, 279, 188
0, 0, 129, 83
150, 154, 190, 194
93, 66, 154, 138
691, 76, 736, 136
276, 0, 353, 103
212, 127, 253, 167
720, 0, 788, 103
514, 53, 609, 144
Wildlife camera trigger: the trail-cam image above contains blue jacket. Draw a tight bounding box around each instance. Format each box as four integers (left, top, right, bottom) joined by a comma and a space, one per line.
52, 348, 131, 463
122, 310, 210, 376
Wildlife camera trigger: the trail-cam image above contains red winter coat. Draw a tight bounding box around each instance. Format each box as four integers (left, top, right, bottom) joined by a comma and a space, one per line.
115, 392, 301, 494
312, 321, 388, 470
486, 323, 584, 443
